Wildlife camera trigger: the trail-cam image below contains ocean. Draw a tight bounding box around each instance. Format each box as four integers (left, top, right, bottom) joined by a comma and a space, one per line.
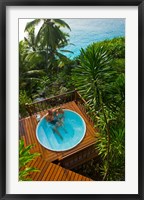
61, 18, 125, 59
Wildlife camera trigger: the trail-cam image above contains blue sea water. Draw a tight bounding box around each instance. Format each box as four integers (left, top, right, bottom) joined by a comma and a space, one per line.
61, 18, 125, 59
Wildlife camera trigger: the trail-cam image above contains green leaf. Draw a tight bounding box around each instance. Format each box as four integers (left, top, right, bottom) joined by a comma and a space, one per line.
25, 19, 41, 32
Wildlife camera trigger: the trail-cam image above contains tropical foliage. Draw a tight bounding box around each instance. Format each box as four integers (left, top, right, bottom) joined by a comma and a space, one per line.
72, 38, 125, 180
19, 19, 75, 117
19, 139, 41, 181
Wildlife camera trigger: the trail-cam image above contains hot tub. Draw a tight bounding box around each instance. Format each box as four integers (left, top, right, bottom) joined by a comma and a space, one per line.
36, 109, 86, 151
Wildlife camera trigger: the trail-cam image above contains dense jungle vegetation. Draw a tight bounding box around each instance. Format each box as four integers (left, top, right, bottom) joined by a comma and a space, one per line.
19, 19, 125, 181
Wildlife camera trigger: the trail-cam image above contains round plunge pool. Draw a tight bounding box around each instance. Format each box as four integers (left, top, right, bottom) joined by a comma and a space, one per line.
36, 109, 86, 152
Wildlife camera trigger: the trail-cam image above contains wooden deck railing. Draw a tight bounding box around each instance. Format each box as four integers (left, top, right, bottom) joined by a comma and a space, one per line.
23, 90, 76, 117
21, 90, 96, 128
22, 90, 85, 117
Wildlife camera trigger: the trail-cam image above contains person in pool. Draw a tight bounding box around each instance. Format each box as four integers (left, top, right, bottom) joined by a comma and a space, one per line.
45, 109, 63, 140
55, 107, 64, 122
55, 107, 67, 133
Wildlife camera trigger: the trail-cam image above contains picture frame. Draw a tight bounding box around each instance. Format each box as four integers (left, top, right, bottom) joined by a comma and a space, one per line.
0, 0, 144, 199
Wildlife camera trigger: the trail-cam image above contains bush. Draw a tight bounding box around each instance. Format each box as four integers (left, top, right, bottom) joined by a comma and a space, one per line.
19, 139, 40, 181
19, 90, 32, 118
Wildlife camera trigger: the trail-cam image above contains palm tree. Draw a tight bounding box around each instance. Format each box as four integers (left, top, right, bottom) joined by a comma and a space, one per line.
24, 26, 37, 51
19, 40, 45, 97
25, 19, 71, 73
19, 19, 72, 99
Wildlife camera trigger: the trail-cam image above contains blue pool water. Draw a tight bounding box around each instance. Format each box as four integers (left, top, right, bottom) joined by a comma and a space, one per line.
36, 109, 86, 151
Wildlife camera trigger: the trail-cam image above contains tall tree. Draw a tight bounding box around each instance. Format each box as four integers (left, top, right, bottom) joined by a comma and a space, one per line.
25, 19, 71, 73
72, 41, 125, 180
19, 40, 45, 97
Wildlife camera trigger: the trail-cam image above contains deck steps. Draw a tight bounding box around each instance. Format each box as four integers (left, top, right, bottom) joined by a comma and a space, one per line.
27, 156, 93, 181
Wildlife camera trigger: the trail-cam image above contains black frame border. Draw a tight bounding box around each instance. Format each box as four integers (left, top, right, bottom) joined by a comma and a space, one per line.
0, 0, 143, 199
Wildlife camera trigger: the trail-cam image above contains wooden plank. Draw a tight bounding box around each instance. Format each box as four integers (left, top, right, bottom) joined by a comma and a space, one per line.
68, 170, 76, 181
53, 166, 63, 181
61, 169, 70, 181
22, 120, 30, 145
81, 176, 86, 181
24, 118, 36, 152
19, 119, 26, 137
31, 116, 44, 154
29, 156, 42, 180
32, 158, 44, 180
30, 156, 41, 169
36, 161, 50, 181
73, 173, 80, 181
76, 174, 83, 181
56, 167, 65, 181
79, 174, 87, 181
45, 163, 56, 180
65, 170, 73, 181
41, 163, 53, 181
33, 160, 47, 181
60, 168, 70, 181
28, 156, 40, 168
49, 164, 61, 181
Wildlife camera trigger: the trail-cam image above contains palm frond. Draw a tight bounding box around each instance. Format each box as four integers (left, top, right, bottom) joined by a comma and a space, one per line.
25, 19, 41, 32
53, 19, 71, 30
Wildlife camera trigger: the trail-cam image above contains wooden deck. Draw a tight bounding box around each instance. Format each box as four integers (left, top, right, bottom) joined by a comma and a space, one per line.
27, 156, 92, 181
20, 100, 98, 181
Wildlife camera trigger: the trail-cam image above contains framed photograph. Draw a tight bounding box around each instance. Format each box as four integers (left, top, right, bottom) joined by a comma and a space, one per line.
0, 0, 144, 199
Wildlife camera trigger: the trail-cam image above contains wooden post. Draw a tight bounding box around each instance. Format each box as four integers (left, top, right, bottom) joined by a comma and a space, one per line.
25, 103, 34, 116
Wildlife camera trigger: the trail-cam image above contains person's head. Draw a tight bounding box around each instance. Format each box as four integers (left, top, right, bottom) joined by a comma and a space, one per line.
48, 109, 53, 115
57, 107, 64, 114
